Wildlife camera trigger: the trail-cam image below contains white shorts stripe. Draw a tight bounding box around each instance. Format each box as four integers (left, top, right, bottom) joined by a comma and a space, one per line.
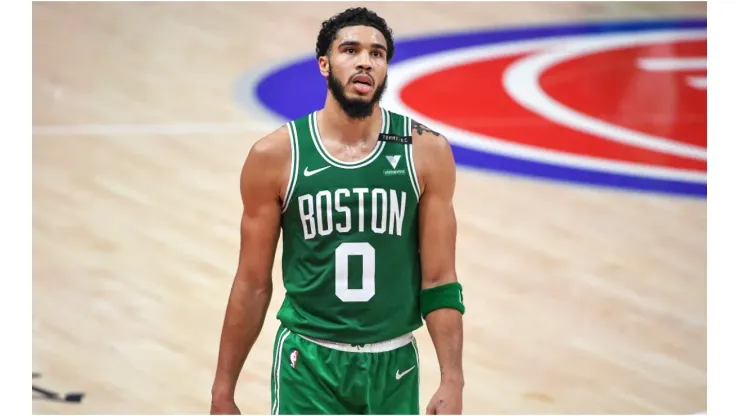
271, 328, 290, 415
411, 337, 421, 387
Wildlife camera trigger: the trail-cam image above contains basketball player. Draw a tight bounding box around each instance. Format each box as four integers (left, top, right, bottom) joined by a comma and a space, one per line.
211, 7, 465, 415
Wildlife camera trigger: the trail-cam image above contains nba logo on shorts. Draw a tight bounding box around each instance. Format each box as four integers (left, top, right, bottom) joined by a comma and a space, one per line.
289, 349, 299, 368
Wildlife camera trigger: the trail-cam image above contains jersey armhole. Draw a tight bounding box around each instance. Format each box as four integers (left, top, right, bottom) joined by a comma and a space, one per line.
404, 116, 422, 201
281, 121, 300, 213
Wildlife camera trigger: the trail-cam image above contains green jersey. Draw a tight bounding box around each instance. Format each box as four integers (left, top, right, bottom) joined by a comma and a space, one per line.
276, 108, 423, 344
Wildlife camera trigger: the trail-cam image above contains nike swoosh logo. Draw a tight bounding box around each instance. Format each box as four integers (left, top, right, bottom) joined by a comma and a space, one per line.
395, 366, 416, 380
303, 166, 330, 177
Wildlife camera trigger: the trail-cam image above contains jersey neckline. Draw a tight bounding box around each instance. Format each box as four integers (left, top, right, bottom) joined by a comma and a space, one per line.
308, 108, 389, 169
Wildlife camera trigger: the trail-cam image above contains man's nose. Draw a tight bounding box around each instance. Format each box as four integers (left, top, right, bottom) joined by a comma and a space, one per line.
355, 51, 372, 70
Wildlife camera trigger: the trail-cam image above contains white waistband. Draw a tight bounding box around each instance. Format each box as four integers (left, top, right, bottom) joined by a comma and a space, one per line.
297, 332, 414, 353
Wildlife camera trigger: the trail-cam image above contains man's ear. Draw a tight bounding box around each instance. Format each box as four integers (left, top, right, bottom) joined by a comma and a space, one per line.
318, 56, 330, 78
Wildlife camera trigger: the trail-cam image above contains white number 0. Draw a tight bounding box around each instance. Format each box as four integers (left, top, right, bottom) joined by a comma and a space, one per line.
335, 242, 375, 302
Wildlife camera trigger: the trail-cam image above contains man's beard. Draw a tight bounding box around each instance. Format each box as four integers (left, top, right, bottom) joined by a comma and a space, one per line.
327, 66, 388, 120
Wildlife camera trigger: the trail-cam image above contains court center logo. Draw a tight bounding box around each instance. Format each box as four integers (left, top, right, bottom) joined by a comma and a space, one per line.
235, 19, 706, 198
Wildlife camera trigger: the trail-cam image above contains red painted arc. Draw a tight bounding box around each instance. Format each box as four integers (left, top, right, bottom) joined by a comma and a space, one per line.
399, 43, 706, 173
541, 39, 707, 149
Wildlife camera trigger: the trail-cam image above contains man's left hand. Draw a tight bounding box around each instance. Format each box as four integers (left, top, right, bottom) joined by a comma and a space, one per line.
425, 381, 463, 415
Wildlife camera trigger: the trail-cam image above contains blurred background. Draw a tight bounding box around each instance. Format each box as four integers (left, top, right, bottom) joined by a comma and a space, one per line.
32, 1, 706, 414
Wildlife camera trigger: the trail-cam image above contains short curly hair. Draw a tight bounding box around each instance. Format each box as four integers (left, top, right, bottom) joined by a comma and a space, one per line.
315, 7, 395, 62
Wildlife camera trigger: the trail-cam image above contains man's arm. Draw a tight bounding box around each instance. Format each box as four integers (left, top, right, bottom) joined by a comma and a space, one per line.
211, 128, 289, 411
414, 121, 464, 414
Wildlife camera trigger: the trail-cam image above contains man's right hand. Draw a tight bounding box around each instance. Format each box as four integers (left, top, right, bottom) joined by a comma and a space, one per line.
210, 399, 240, 415
211, 127, 289, 416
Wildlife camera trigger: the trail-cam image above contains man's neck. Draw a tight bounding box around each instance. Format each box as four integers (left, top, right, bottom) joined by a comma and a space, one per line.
318, 98, 382, 145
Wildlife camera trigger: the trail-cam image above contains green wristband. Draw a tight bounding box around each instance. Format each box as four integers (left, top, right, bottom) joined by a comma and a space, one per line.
420, 282, 465, 318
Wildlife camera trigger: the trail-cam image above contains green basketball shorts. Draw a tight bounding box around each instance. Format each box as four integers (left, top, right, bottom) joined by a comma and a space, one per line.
270, 324, 421, 415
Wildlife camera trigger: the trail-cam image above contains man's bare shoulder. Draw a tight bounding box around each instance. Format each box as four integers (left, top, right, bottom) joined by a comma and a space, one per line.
240, 125, 293, 199
408, 119, 455, 192
247, 125, 292, 164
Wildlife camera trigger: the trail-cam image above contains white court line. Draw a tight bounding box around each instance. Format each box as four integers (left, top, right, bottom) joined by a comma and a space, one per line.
637, 57, 707, 90
687, 76, 707, 90
32, 122, 279, 137
637, 57, 707, 71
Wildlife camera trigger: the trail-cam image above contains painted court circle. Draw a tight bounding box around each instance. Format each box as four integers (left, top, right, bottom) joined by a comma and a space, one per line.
237, 19, 707, 198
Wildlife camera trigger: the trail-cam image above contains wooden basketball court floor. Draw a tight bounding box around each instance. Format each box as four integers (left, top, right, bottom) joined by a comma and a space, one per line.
32, 1, 707, 414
